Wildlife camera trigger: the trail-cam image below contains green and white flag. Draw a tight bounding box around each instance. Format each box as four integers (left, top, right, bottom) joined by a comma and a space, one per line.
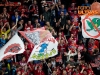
81, 15, 100, 39
28, 37, 58, 62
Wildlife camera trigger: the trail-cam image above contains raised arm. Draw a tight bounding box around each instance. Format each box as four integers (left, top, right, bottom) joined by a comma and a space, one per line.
78, 23, 81, 32
6, 22, 11, 34
69, 24, 74, 31
1, 23, 7, 31
55, 3, 59, 11
11, 24, 17, 30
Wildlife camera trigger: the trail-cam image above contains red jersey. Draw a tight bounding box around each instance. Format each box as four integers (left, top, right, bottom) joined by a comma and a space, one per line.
58, 43, 67, 52
77, 44, 84, 52
23, 50, 31, 62
68, 7, 77, 15
87, 69, 94, 75
24, 24, 33, 31
35, 70, 45, 75
94, 40, 99, 48
70, 29, 78, 38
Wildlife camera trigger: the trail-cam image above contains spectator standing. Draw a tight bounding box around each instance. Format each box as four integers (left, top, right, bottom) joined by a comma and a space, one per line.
58, 4, 67, 16
11, 11, 21, 25
43, 6, 51, 22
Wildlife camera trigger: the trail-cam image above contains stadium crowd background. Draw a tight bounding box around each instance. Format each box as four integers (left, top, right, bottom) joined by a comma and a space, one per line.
0, 0, 100, 75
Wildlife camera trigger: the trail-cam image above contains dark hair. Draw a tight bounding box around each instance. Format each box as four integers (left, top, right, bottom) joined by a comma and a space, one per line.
2, 64, 6, 68
70, 56, 74, 59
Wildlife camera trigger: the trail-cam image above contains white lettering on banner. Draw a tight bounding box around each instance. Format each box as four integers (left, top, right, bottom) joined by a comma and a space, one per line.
25, 31, 40, 45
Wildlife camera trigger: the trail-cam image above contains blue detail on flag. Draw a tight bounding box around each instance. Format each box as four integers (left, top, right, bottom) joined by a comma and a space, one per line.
39, 43, 48, 53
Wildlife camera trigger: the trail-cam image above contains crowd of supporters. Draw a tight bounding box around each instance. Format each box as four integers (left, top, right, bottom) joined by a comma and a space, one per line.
0, 0, 100, 75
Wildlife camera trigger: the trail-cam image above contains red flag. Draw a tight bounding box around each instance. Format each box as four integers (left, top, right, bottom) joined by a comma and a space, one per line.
19, 28, 52, 45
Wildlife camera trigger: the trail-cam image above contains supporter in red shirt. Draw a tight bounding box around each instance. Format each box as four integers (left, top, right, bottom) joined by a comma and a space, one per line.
69, 23, 81, 39
94, 39, 99, 48
19, 57, 27, 68
68, 34, 77, 46
73, 65, 81, 75
29, 0, 39, 16
28, 62, 35, 74
16, 66, 24, 75
23, 48, 31, 62
68, 3, 77, 16
66, 64, 73, 75
56, 32, 64, 41
56, 67, 61, 75
19, 5, 29, 19
24, 21, 33, 31
87, 64, 94, 75
80, 70, 88, 75
62, 69, 67, 75
1, 7, 10, 23
8, 6, 14, 16
58, 38, 67, 53
35, 65, 45, 75
52, 70, 57, 75
88, 39, 98, 55
77, 40, 84, 52
71, 10, 79, 26
24, 41, 33, 52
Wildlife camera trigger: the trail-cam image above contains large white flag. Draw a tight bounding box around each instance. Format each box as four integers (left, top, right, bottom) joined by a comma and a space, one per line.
0, 34, 25, 61
28, 37, 58, 62
81, 15, 100, 39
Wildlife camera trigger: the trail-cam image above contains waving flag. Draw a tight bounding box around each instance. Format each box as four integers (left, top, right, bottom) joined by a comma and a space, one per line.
0, 34, 25, 61
81, 15, 100, 39
19, 27, 58, 61
19, 28, 52, 45
28, 37, 58, 62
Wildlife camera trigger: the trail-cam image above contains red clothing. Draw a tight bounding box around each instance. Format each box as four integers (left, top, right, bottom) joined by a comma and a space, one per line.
56, 32, 64, 40
87, 69, 94, 75
8, 10, 13, 16
21, 8, 28, 18
16, 69, 24, 75
56, 67, 61, 75
23, 50, 31, 62
19, 60, 27, 67
18, 5, 24, 11
73, 72, 81, 75
24, 24, 33, 31
94, 40, 99, 48
56, 54, 62, 63
70, 29, 78, 38
77, 73, 84, 75
35, 70, 45, 75
27, 43, 33, 52
68, 7, 77, 15
67, 69, 72, 75
58, 43, 67, 52
88, 45, 97, 55
30, 5, 39, 15
71, 14, 79, 23
68, 37, 77, 46
73, 21, 79, 26
77, 44, 84, 52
